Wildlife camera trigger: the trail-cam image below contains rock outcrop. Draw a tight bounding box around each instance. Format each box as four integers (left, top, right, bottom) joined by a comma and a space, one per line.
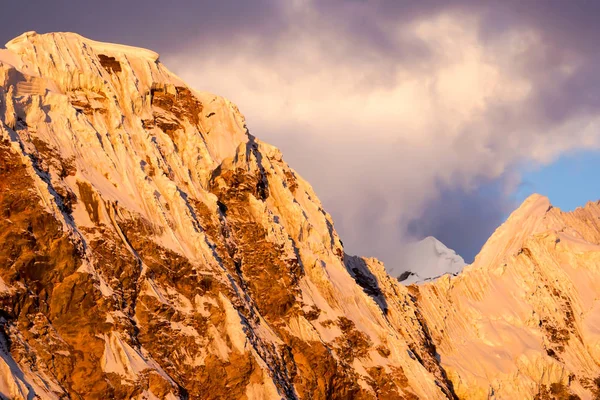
413, 195, 600, 399
0, 31, 599, 399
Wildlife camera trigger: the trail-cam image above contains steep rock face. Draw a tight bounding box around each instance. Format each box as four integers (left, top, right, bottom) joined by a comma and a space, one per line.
0, 32, 452, 399
1, 31, 600, 400
412, 195, 600, 399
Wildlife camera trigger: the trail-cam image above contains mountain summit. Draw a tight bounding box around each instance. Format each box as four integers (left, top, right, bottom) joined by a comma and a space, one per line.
1, 32, 600, 399
391, 236, 466, 285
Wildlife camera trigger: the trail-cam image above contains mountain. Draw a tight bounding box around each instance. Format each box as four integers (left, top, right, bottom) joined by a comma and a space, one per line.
390, 237, 466, 285
0, 31, 599, 399
416, 194, 600, 399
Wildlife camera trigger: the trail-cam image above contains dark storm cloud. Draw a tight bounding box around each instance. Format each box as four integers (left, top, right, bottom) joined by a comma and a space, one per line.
328, 0, 600, 259
477, 2, 600, 125
4, 0, 599, 72
488, 1, 600, 52
4, 1, 598, 83
4, 0, 600, 263
0, 0, 285, 52
407, 178, 516, 262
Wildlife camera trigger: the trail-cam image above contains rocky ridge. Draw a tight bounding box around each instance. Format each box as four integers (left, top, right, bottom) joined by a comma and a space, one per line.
0, 32, 599, 399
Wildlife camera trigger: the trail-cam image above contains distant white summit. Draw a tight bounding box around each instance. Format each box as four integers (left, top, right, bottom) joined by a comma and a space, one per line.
389, 236, 466, 285
390, 194, 553, 285
3, 31, 600, 399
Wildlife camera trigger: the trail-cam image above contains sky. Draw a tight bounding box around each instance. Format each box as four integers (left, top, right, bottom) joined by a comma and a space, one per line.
515, 150, 600, 212
2, 1, 600, 265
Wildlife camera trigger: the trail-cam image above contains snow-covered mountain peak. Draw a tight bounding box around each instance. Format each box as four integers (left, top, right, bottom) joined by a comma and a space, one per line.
0, 31, 251, 257
5, 30, 160, 64
1, 32, 600, 399
1, 32, 456, 399
472, 193, 552, 270
392, 194, 552, 285
389, 236, 466, 285
421, 235, 455, 253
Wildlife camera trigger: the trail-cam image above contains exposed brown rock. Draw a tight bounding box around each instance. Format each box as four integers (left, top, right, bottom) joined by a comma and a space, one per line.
6, 31, 600, 400
333, 317, 372, 363
98, 54, 122, 73
151, 84, 203, 126
76, 181, 100, 224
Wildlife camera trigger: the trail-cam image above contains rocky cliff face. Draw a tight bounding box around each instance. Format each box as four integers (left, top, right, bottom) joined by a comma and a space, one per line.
0, 31, 598, 400
414, 195, 600, 399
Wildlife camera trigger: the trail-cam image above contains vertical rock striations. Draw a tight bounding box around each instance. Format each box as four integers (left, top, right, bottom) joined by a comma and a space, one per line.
0, 31, 599, 399
0, 32, 448, 399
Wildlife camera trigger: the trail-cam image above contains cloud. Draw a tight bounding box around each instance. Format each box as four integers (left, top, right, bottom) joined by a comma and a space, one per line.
163, 2, 600, 267
407, 175, 517, 261
3, 0, 600, 268
0, 1, 286, 52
